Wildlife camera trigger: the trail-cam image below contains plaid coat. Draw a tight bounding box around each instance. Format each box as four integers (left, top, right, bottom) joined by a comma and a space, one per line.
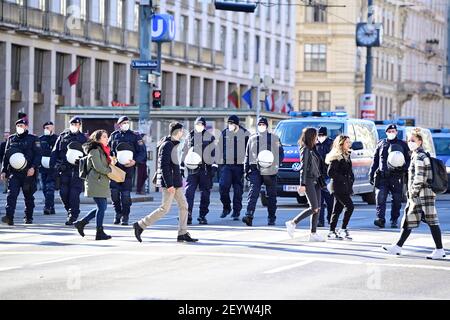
402, 147, 439, 229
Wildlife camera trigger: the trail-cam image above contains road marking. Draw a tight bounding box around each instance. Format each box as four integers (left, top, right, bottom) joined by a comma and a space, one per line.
263, 260, 314, 274
0, 266, 22, 272
31, 254, 102, 267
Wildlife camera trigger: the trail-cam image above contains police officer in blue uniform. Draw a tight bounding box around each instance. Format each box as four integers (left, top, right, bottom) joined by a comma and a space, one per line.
217, 115, 250, 221
242, 117, 284, 226
181, 117, 217, 225
108, 116, 147, 225
1, 119, 41, 225
51, 116, 87, 225
369, 124, 410, 229
316, 127, 334, 226
39, 121, 58, 215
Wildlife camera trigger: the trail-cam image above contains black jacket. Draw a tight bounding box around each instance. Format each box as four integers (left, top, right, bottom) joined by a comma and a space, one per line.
369, 137, 410, 180
1, 131, 42, 174
158, 136, 183, 188
217, 126, 250, 165
51, 129, 87, 170
0, 141, 6, 166
316, 137, 333, 176
326, 152, 355, 195
299, 146, 322, 186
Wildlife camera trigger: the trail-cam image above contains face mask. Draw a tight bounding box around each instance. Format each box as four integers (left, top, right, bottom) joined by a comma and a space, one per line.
120, 124, 130, 131
195, 125, 204, 133
44, 129, 51, 136
408, 141, 419, 151
257, 126, 267, 133
16, 127, 25, 135
318, 136, 326, 144
69, 125, 79, 134
387, 133, 397, 140
228, 124, 236, 132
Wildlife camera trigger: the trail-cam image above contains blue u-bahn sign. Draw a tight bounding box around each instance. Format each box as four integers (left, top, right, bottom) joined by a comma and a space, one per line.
151, 14, 175, 42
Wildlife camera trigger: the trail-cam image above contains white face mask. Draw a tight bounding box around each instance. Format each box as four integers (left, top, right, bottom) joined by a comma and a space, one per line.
408, 141, 419, 151
44, 129, 51, 136
16, 126, 25, 135
257, 126, 267, 133
387, 133, 397, 140
228, 124, 236, 132
69, 125, 79, 134
318, 136, 326, 144
120, 123, 130, 132
195, 125, 204, 133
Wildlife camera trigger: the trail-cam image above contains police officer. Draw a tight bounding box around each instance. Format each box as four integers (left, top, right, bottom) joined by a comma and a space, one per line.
217, 115, 250, 221
39, 121, 58, 215
108, 116, 147, 225
51, 116, 87, 225
181, 117, 217, 225
316, 127, 334, 227
0, 132, 10, 194
369, 124, 410, 229
1, 119, 41, 225
242, 117, 284, 226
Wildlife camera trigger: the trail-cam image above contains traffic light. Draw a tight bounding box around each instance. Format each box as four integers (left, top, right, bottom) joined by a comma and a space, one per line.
152, 90, 162, 108
214, 1, 257, 13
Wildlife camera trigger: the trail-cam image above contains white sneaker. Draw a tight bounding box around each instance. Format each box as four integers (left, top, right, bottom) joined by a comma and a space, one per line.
382, 244, 402, 256
339, 229, 353, 241
327, 231, 343, 240
426, 249, 446, 260
285, 220, 296, 239
309, 233, 326, 242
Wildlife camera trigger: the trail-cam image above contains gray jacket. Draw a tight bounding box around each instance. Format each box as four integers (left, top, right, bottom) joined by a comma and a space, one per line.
245, 132, 284, 176
299, 146, 322, 186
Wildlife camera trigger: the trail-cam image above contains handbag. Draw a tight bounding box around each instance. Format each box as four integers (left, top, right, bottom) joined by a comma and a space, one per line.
108, 163, 126, 183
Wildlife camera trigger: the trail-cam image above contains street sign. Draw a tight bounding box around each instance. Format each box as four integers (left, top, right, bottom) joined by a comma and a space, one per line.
152, 14, 175, 42
360, 94, 376, 120
131, 60, 159, 70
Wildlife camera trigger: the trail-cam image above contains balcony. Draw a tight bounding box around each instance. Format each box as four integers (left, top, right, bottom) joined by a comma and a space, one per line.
162, 41, 224, 70
418, 81, 441, 100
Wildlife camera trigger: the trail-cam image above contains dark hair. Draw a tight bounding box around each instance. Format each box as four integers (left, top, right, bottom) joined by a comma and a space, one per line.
85, 130, 108, 153
298, 127, 318, 149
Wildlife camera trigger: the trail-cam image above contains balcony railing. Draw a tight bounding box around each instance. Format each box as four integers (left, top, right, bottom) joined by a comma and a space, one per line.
163, 41, 224, 70
418, 81, 441, 100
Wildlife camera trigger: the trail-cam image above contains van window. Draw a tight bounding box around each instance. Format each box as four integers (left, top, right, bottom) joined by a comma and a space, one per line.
353, 123, 377, 150
434, 137, 450, 156
275, 121, 344, 146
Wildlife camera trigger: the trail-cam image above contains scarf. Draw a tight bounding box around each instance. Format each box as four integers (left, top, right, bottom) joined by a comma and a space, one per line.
100, 144, 112, 164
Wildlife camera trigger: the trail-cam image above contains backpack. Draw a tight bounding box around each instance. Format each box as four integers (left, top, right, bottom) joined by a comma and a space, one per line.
79, 155, 91, 180
425, 152, 448, 194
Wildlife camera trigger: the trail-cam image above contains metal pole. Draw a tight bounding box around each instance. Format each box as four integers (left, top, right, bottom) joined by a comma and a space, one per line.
138, 2, 153, 134
364, 0, 374, 95
256, 85, 261, 128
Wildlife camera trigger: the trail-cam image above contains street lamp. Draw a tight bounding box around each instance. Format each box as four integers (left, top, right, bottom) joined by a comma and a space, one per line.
214, 1, 257, 12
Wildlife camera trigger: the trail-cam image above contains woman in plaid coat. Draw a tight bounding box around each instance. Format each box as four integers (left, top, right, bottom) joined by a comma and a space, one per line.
382, 128, 446, 260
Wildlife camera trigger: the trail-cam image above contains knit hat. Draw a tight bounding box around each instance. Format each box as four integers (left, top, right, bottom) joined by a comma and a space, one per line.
318, 127, 328, 136
227, 115, 240, 125
195, 117, 206, 126
257, 117, 268, 127
169, 122, 183, 135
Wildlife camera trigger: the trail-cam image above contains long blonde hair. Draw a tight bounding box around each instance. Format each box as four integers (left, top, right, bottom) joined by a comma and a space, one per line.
325, 135, 350, 164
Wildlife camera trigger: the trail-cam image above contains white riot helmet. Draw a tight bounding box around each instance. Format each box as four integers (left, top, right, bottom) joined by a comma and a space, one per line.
257, 150, 274, 168
387, 151, 405, 169
66, 141, 84, 165
185, 147, 202, 170
9, 150, 27, 170
116, 142, 134, 165
41, 156, 51, 169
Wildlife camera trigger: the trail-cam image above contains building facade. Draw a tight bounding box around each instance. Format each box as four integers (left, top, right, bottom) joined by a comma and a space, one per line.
294, 0, 448, 128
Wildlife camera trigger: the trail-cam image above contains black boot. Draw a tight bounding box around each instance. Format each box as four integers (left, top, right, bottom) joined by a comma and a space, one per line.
177, 232, 198, 243
95, 227, 112, 241
268, 217, 276, 226
113, 214, 121, 225
50, 208, 56, 215
220, 209, 231, 218
1, 216, 14, 226
231, 212, 240, 221
197, 216, 208, 225
242, 213, 254, 226
24, 217, 33, 224
65, 216, 76, 226
74, 220, 88, 237
121, 215, 129, 226
374, 219, 385, 228
187, 212, 193, 225
43, 208, 52, 215
133, 222, 144, 243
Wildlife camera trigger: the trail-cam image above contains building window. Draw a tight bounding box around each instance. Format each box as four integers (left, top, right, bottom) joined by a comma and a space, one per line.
232, 29, 238, 59
318, 91, 331, 111
306, 0, 327, 23
130, 69, 137, 104
95, 60, 103, 101
207, 22, 214, 49
113, 63, 121, 101
220, 26, 226, 52
275, 41, 281, 68
265, 38, 271, 65
56, 53, 65, 96
299, 91, 312, 110
117, 0, 124, 28
304, 44, 326, 72
11, 45, 21, 91
180, 15, 188, 43
285, 43, 290, 70
244, 32, 249, 61
255, 35, 260, 63
76, 57, 85, 99
34, 49, 44, 93
194, 18, 201, 46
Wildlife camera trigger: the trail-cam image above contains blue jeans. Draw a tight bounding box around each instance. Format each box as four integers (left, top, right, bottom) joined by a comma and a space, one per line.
80, 198, 108, 228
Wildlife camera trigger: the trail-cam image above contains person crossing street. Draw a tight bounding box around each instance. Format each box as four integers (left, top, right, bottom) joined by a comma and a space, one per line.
39, 121, 58, 215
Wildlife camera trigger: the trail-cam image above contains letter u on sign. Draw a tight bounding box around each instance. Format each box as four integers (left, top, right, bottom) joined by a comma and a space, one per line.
151, 14, 175, 42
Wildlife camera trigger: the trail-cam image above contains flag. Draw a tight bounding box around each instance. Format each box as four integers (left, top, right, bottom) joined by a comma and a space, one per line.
286, 100, 294, 113
265, 94, 274, 112
275, 96, 286, 113
242, 88, 253, 109
228, 90, 240, 108
68, 65, 81, 86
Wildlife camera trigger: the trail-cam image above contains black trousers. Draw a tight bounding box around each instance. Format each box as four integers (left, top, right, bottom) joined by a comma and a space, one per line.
329, 192, 354, 232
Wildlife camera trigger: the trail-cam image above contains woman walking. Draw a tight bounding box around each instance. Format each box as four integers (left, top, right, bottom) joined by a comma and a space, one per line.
382, 128, 446, 260
285, 127, 326, 242
74, 130, 112, 241
325, 135, 355, 240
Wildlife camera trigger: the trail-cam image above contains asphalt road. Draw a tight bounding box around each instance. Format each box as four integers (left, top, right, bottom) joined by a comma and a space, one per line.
0, 189, 449, 300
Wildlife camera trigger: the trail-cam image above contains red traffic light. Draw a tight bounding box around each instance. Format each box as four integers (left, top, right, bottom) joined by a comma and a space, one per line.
152, 90, 162, 99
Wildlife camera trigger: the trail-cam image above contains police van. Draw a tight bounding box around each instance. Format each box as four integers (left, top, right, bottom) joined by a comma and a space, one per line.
431, 128, 450, 192
265, 111, 379, 206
